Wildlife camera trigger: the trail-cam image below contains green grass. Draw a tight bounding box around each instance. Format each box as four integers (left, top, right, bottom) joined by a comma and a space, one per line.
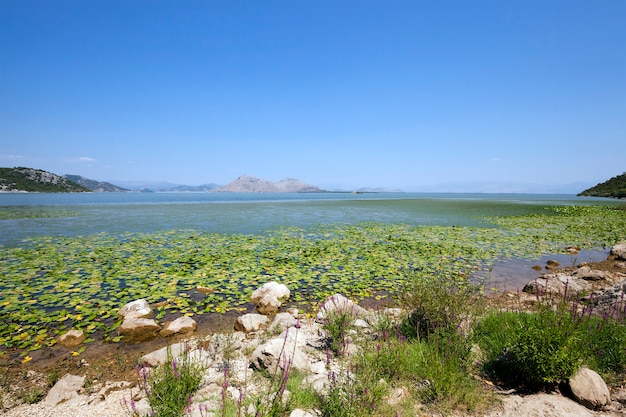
133, 345, 205, 417
474, 299, 626, 389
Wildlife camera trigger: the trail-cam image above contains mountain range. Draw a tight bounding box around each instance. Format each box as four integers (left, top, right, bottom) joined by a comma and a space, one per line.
0, 167, 324, 193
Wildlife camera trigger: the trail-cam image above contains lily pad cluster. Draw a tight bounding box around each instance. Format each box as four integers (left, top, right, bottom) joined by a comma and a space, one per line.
1, 205, 625, 354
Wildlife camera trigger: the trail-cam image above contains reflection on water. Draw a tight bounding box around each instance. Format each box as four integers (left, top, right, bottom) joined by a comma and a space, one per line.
486, 249, 611, 291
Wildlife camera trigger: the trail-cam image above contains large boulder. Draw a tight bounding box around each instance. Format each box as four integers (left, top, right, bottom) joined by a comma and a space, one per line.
234, 313, 269, 333
573, 266, 614, 282
315, 294, 368, 323
269, 312, 297, 333
118, 299, 153, 319
250, 330, 310, 373
487, 393, 596, 417
160, 316, 197, 337
568, 366, 611, 410
611, 243, 626, 261
44, 374, 85, 406
250, 282, 291, 314
118, 317, 161, 341
141, 342, 188, 367
523, 274, 590, 296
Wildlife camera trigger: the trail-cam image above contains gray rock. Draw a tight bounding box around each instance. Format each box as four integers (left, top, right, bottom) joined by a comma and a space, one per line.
57, 329, 85, 348
611, 243, 626, 261
546, 259, 561, 269
141, 342, 188, 367
316, 294, 367, 323
234, 313, 269, 333
118, 317, 161, 341
486, 393, 596, 417
44, 373, 85, 406
160, 316, 197, 337
290, 409, 319, 417
250, 281, 291, 314
250, 331, 310, 373
269, 312, 297, 333
117, 299, 153, 319
523, 273, 590, 296
568, 366, 611, 410
573, 266, 613, 282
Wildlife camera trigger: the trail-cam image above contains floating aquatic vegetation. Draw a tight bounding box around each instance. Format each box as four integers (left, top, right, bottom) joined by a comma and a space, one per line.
0, 205, 624, 353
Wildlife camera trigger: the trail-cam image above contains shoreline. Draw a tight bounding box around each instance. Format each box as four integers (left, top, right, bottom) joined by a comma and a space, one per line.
2, 250, 625, 413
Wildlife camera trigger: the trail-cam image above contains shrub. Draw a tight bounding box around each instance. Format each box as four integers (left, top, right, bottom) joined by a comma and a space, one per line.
475, 301, 626, 389
399, 268, 481, 340
133, 344, 205, 417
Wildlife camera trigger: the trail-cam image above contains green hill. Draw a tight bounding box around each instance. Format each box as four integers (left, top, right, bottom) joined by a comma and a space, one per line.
64, 174, 129, 192
578, 172, 626, 199
0, 167, 90, 193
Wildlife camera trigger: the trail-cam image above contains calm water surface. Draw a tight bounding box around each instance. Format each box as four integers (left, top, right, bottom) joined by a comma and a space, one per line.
0, 192, 618, 248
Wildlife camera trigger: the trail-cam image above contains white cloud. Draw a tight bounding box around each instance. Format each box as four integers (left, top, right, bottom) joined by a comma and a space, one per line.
78, 157, 96, 162
0, 153, 27, 161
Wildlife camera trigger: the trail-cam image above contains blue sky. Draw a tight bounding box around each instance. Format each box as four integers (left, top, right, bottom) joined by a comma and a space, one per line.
1, 1, 624, 192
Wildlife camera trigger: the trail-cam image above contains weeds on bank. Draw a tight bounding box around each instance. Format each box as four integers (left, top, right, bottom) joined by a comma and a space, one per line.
125, 268, 626, 417
474, 287, 626, 389
128, 342, 205, 417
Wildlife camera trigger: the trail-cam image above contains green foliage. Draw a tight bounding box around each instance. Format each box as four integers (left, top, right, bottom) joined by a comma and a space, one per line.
319, 298, 356, 356
0, 167, 89, 193
475, 303, 626, 389
22, 388, 44, 404
578, 172, 626, 198
399, 267, 481, 340
134, 346, 204, 417
408, 330, 489, 412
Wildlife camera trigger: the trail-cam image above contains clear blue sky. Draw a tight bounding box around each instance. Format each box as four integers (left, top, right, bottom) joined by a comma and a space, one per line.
1, 1, 624, 192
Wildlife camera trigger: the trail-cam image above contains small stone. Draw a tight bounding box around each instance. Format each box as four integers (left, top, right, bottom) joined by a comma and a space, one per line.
57, 329, 86, 348
546, 260, 561, 269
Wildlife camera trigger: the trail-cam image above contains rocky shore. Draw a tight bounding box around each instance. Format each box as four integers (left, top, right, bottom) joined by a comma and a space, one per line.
2, 244, 626, 417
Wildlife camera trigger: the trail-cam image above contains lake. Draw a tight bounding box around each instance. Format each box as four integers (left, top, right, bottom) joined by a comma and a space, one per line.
0, 192, 620, 248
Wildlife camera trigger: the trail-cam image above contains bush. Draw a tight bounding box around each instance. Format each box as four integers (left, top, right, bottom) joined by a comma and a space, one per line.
399, 268, 481, 340
133, 344, 205, 417
475, 302, 626, 389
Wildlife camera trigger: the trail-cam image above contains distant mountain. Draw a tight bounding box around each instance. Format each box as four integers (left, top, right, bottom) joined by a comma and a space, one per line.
109, 180, 183, 191
213, 174, 323, 193
64, 174, 129, 192
356, 187, 404, 193
0, 167, 90, 193
167, 183, 220, 192
578, 173, 626, 199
